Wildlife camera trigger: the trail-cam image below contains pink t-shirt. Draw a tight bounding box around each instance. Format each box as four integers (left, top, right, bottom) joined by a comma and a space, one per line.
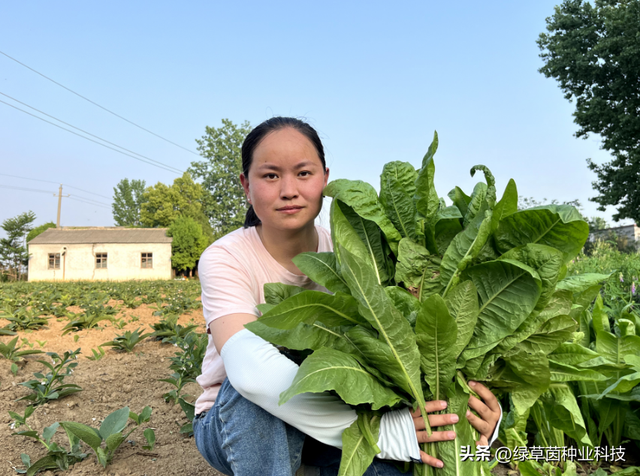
195, 225, 333, 415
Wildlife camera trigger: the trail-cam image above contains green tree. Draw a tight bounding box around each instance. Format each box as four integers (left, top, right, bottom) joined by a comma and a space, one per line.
26, 222, 56, 243
538, 0, 640, 223
112, 178, 146, 226
189, 119, 252, 240
0, 211, 36, 281
167, 216, 208, 276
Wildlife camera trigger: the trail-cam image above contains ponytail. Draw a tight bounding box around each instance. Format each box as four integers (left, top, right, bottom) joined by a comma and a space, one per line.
244, 205, 261, 228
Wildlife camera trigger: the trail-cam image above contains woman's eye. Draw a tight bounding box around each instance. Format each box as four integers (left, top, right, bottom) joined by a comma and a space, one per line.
299, 171, 311, 177
264, 173, 278, 179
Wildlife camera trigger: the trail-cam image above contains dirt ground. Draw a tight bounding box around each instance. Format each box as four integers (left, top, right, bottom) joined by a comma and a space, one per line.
0, 302, 223, 476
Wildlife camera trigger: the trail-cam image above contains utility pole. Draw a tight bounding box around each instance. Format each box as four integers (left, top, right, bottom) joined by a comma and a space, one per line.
54, 185, 70, 228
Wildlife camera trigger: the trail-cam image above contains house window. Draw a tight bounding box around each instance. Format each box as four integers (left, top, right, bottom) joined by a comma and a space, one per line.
141, 252, 153, 268
48, 253, 60, 269
96, 253, 108, 269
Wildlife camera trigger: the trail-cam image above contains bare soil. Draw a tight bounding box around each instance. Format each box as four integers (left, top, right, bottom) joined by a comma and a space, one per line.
0, 303, 222, 476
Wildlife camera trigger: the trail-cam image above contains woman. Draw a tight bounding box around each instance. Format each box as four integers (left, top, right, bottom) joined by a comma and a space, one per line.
193, 117, 501, 476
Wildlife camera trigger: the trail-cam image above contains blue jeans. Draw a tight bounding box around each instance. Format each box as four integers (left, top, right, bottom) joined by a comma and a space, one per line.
193, 378, 408, 476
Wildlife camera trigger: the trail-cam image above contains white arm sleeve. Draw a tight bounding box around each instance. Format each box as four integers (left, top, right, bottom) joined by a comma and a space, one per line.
221, 329, 421, 460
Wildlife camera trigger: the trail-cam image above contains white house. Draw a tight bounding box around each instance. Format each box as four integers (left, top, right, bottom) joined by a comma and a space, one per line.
588, 223, 640, 251
28, 227, 173, 281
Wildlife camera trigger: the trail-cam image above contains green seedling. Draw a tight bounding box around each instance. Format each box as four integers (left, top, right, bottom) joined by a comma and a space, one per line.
86, 346, 106, 361
159, 371, 194, 404
1, 325, 17, 336
149, 314, 197, 341
60, 406, 155, 468
178, 397, 195, 437
102, 328, 152, 353
10, 407, 87, 476
4, 307, 49, 331
113, 318, 127, 330
18, 349, 82, 406
21, 338, 34, 349
36, 340, 47, 348
0, 336, 44, 362
168, 331, 207, 381
62, 314, 114, 335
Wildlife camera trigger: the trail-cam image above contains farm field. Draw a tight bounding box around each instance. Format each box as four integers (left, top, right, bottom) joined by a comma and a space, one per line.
1, 270, 639, 476
0, 280, 222, 476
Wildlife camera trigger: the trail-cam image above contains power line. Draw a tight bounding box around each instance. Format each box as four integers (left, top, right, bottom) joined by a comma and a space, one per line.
0, 92, 184, 174
0, 173, 111, 200
0, 98, 183, 174
67, 196, 111, 209
0, 49, 199, 157
0, 184, 54, 194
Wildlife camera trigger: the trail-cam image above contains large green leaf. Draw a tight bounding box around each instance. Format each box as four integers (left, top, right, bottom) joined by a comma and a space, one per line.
415, 295, 457, 400
384, 286, 421, 326
380, 161, 420, 242
293, 252, 350, 295
324, 179, 402, 254
60, 421, 102, 452
461, 260, 541, 360
549, 343, 600, 366
246, 320, 356, 355
395, 238, 442, 300
555, 273, 611, 294
279, 347, 403, 410
493, 289, 572, 356
444, 281, 479, 359
597, 355, 640, 397
499, 244, 564, 313
263, 283, 305, 305
331, 199, 392, 285
463, 182, 487, 227
541, 383, 593, 446
502, 349, 550, 416
258, 290, 365, 330
548, 361, 608, 382
491, 179, 518, 233
414, 133, 440, 223
339, 412, 382, 476
440, 211, 493, 296
338, 245, 427, 420
494, 205, 589, 263
448, 186, 471, 218
438, 381, 479, 476
433, 206, 463, 255
99, 406, 130, 440
596, 328, 640, 364
516, 314, 576, 356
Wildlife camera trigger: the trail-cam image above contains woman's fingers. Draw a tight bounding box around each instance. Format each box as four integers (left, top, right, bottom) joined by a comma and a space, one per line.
413, 413, 459, 430
469, 381, 500, 413
419, 450, 444, 469
411, 400, 447, 417
415, 429, 457, 444
466, 409, 491, 436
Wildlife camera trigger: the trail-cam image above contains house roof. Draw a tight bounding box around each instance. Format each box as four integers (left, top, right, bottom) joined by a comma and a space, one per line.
28, 227, 172, 245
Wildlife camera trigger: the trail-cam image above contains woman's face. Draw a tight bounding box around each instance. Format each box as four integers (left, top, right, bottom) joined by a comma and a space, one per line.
241, 127, 329, 233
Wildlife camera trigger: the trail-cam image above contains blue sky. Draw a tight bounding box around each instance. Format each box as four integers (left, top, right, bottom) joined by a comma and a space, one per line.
0, 1, 629, 235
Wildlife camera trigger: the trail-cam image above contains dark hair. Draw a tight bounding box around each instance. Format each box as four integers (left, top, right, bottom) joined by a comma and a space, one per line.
242, 117, 327, 227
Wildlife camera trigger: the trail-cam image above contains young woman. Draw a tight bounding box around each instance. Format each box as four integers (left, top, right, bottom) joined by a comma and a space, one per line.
193, 117, 502, 476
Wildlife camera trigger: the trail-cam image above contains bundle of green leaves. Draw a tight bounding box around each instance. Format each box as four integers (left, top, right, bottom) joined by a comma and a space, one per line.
246, 133, 605, 476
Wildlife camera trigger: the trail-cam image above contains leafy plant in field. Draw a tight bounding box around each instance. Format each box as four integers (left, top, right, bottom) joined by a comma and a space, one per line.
85, 346, 106, 361
10, 406, 87, 476
62, 314, 114, 335
0, 336, 44, 362
3, 307, 49, 331
167, 331, 207, 380
149, 314, 198, 342
159, 371, 195, 404
60, 406, 155, 468
1, 325, 17, 336
178, 397, 195, 436
18, 349, 82, 406
102, 328, 152, 352
244, 133, 616, 475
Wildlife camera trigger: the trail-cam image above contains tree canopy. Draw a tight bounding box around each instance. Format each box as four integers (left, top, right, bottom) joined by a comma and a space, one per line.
1, 211, 36, 281
167, 215, 208, 274
538, 0, 640, 223
189, 119, 251, 240
26, 222, 56, 243
112, 178, 146, 226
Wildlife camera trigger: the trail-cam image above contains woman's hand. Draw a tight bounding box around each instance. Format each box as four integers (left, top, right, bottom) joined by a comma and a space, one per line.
410, 400, 458, 468
466, 381, 501, 446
